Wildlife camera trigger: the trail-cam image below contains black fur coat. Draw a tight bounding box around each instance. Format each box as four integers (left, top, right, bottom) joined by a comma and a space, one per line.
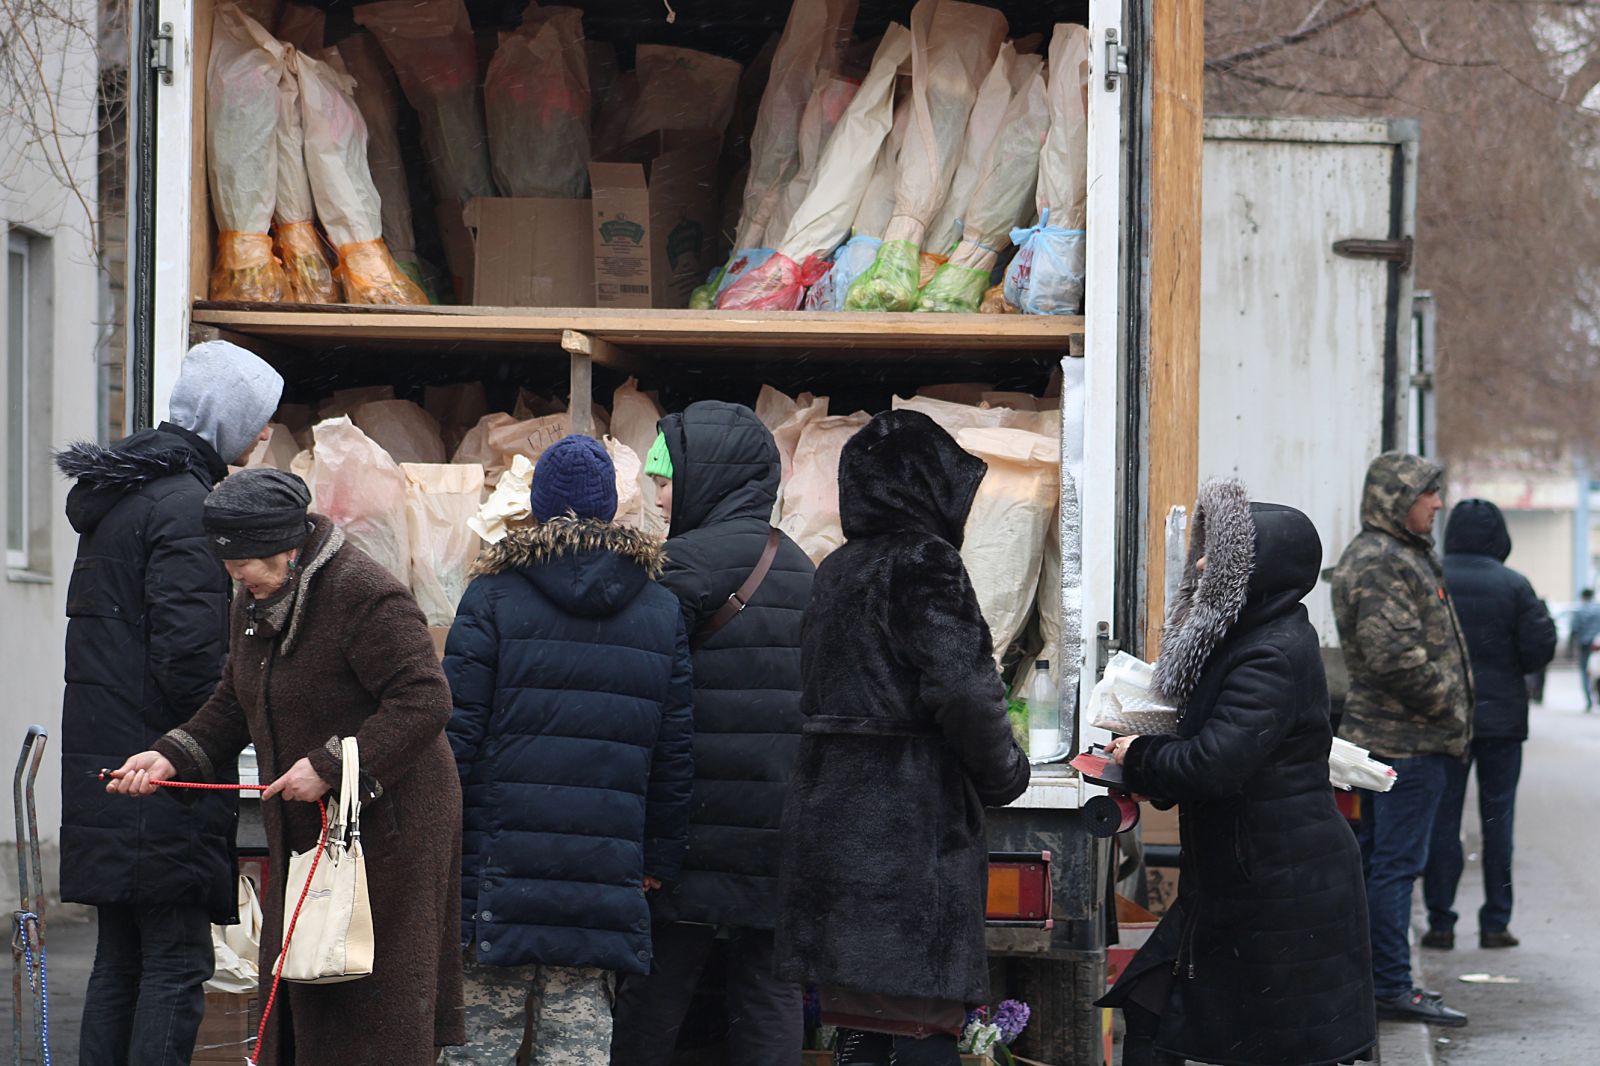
774, 410, 1029, 1005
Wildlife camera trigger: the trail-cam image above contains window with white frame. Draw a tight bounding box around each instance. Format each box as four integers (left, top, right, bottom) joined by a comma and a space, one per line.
6, 228, 51, 576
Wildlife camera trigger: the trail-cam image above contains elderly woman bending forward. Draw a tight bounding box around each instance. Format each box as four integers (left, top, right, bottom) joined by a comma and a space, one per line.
109, 468, 465, 1064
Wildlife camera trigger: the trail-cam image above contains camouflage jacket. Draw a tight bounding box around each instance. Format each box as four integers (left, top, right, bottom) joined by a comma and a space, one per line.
1331, 452, 1475, 759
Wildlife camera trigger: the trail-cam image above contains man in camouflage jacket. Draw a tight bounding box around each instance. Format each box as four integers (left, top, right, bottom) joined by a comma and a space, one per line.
1332, 451, 1475, 1028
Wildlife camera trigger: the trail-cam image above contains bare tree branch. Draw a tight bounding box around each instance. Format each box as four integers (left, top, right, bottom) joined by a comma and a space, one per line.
1207, 1, 1380, 74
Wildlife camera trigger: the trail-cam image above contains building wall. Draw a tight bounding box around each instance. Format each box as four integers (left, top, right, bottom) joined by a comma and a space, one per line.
1, 0, 104, 907
1502, 510, 1573, 605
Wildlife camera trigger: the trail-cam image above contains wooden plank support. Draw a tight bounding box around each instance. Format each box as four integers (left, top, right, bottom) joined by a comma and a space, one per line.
1143, 0, 1205, 657
561, 331, 600, 437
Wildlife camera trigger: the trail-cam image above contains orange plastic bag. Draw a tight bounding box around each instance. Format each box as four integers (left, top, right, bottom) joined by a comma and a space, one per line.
210, 232, 289, 303
334, 239, 427, 306
273, 220, 337, 303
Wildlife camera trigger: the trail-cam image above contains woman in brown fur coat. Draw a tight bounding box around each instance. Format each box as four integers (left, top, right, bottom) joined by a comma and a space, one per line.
109, 468, 464, 1064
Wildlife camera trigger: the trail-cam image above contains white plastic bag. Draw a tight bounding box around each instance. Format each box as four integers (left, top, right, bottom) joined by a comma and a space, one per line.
205, 875, 263, 994
1086, 652, 1180, 736
957, 427, 1059, 659
777, 412, 870, 565
296, 50, 425, 304
402, 462, 484, 626
207, 3, 289, 302
350, 399, 447, 465
486, 7, 591, 198
308, 416, 412, 584
1329, 737, 1398, 793
470, 453, 535, 544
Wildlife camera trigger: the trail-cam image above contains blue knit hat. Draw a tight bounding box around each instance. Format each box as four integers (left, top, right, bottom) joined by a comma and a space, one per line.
529, 435, 617, 523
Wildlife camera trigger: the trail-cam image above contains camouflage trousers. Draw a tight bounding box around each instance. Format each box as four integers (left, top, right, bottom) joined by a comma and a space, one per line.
437, 957, 615, 1066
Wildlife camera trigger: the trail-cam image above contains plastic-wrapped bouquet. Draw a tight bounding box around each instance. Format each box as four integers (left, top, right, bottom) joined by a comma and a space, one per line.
958, 999, 1031, 1062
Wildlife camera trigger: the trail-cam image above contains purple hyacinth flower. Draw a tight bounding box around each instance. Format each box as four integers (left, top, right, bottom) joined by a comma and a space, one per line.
994, 999, 1031, 1043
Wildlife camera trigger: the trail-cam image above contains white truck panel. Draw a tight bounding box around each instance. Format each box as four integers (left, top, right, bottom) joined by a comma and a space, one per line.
1199, 116, 1417, 645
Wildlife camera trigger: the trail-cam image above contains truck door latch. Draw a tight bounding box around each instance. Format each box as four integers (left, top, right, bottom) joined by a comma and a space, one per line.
150, 23, 174, 86
1104, 28, 1129, 92
1333, 237, 1414, 269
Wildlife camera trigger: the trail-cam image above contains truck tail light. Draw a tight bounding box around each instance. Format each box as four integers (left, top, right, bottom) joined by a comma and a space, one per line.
986, 851, 1052, 928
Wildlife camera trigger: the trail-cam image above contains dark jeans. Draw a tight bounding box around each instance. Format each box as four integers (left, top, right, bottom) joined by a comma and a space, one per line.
1356, 754, 1452, 1001
834, 1028, 959, 1065
610, 922, 801, 1066
80, 902, 214, 1066
1424, 737, 1523, 935
1580, 648, 1595, 709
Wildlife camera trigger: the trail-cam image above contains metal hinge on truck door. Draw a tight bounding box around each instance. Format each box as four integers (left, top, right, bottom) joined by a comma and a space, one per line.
149, 23, 174, 86
1333, 237, 1414, 269
1104, 28, 1129, 92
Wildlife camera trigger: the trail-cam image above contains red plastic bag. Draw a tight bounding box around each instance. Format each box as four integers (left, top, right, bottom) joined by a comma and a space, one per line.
715, 253, 830, 311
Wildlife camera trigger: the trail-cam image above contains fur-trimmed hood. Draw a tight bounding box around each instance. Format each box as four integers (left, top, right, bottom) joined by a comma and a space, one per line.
57, 425, 227, 535
1155, 481, 1323, 706
473, 517, 667, 619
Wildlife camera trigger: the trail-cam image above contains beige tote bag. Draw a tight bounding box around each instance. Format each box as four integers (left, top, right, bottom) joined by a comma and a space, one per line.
281, 736, 374, 984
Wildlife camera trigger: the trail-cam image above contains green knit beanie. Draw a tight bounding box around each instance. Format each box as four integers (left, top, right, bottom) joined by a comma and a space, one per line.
644, 431, 674, 480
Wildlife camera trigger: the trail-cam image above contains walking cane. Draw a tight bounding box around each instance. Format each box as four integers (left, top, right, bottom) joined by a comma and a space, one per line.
11, 726, 49, 1065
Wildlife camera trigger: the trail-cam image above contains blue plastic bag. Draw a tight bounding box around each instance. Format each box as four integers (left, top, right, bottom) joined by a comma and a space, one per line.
806, 234, 880, 311
1003, 209, 1085, 316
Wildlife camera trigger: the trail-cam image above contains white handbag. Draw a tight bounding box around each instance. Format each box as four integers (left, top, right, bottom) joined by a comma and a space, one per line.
280, 736, 374, 984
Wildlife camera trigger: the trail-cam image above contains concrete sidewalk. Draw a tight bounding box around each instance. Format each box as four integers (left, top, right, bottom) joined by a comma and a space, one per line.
0, 909, 93, 1063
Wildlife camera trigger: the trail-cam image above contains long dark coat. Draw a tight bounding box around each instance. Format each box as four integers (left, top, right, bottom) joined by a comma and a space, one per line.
1441, 500, 1557, 740
651, 401, 815, 929
774, 410, 1030, 1005
56, 426, 237, 921
1100, 483, 1376, 1066
443, 518, 695, 975
155, 517, 464, 1065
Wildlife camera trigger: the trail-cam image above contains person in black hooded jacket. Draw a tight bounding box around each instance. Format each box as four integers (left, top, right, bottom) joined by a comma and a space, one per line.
610, 401, 815, 1066
1099, 480, 1376, 1066
55, 340, 282, 1065
1421, 499, 1556, 952
774, 409, 1029, 1066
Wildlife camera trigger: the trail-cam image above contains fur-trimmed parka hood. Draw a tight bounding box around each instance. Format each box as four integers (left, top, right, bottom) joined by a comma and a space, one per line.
57, 424, 228, 535
1155, 481, 1323, 706
473, 516, 666, 619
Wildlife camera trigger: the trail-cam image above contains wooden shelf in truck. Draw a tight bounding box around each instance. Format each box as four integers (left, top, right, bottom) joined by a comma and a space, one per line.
190, 303, 1085, 363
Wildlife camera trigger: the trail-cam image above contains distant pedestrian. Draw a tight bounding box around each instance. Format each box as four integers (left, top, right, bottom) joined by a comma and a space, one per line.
1332, 452, 1474, 1027
1422, 500, 1556, 952
774, 410, 1030, 1066
108, 468, 465, 1065
1099, 482, 1376, 1066
1572, 589, 1600, 711
441, 436, 695, 1065
56, 340, 282, 1066
610, 402, 815, 1066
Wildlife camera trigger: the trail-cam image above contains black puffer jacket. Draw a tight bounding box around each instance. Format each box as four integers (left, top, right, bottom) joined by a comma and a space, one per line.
1442, 500, 1557, 740
1101, 484, 1375, 1066
775, 410, 1029, 1004
652, 401, 815, 929
56, 425, 238, 921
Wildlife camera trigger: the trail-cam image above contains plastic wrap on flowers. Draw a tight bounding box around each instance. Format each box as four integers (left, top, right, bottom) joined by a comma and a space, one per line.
843, 237, 920, 312
806, 234, 878, 311
916, 259, 988, 314
335, 239, 428, 305
689, 263, 727, 309
716, 253, 829, 311
211, 232, 290, 302
272, 220, 337, 303
1003, 212, 1085, 316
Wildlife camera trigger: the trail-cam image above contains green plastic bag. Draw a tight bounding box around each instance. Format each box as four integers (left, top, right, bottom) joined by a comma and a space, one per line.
915, 261, 988, 314
842, 238, 920, 312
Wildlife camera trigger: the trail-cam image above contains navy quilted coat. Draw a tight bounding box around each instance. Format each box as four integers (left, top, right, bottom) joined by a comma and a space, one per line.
444, 517, 695, 975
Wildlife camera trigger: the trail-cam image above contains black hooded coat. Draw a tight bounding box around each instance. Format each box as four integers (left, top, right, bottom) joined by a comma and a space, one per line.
1099, 483, 1375, 1066
774, 410, 1030, 1005
651, 401, 816, 929
1441, 500, 1556, 740
55, 425, 238, 921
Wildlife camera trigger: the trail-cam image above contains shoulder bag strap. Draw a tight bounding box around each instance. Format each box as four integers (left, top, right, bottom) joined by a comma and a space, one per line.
692, 528, 782, 652
337, 736, 361, 842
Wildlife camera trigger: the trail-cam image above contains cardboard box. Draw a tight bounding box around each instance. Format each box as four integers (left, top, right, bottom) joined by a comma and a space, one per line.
1141, 802, 1180, 847
191, 991, 258, 1063
463, 198, 596, 308
589, 132, 721, 309
435, 201, 478, 304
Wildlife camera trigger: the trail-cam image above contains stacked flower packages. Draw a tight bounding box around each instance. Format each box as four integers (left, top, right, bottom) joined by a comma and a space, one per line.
205, 2, 424, 304
712, 0, 1092, 316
